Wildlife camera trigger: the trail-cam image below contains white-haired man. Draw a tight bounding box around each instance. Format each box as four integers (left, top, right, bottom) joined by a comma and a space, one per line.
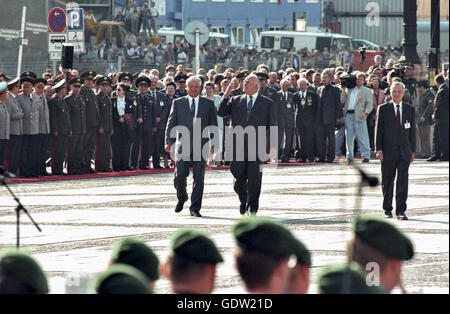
375, 82, 415, 220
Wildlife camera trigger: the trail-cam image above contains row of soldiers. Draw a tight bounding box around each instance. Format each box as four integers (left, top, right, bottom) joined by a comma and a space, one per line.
0, 214, 413, 294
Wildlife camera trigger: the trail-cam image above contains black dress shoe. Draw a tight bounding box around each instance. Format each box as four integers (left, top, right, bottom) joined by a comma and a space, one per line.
190, 210, 202, 217
326, 158, 335, 163
317, 158, 326, 163
362, 159, 370, 163
347, 159, 354, 165
384, 212, 393, 219
127, 166, 136, 171
153, 165, 163, 169
397, 214, 408, 220
239, 203, 247, 215
427, 156, 440, 162
281, 159, 289, 163
249, 210, 258, 216
88, 168, 97, 174
140, 166, 150, 170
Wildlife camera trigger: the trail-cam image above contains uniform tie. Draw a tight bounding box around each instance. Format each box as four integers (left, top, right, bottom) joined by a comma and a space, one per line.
396, 104, 401, 128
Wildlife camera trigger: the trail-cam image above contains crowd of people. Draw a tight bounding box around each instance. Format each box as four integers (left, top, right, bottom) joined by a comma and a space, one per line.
0, 214, 414, 294
0, 56, 449, 179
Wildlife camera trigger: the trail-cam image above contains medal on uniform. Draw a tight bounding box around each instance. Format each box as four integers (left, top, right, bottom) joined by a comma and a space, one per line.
301, 99, 306, 107
160, 101, 164, 107
307, 96, 312, 106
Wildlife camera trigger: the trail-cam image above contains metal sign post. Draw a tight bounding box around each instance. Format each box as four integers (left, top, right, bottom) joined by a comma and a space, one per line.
195, 29, 200, 75
184, 21, 209, 75
17, 6, 27, 77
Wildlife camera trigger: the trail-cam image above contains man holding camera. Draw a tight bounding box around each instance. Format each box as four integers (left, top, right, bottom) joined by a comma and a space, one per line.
340, 72, 373, 163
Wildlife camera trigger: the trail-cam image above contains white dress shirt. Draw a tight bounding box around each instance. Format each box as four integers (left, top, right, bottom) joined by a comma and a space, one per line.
187, 95, 200, 119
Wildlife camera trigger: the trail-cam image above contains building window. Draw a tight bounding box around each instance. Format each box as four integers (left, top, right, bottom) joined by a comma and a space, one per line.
261, 36, 275, 49
232, 27, 245, 44
212, 27, 226, 34
250, 27, 263, 44
269, 26, 282, 31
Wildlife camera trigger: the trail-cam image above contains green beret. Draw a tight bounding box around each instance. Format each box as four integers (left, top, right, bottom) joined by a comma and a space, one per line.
0, 250, 49, 294
353, 215, 414, 261
317, 262, 385, 294
110, 237, 159, 281
233, 216, 300, 259
92, 264, 153, 294
170, 229, 223, 264
292, 238, 312, 267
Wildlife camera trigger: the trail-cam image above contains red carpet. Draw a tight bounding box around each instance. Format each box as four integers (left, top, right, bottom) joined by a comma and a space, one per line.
8, 159, 346, 184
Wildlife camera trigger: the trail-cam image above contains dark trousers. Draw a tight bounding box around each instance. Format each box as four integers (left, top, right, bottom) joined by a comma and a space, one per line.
112, 127, 131, 171
152, 129, 162, 167
0, 139, 7, 168
381, 157, 410, 215
82, 126, 97, 171
38, 134, 51, 175
317, 123, 336, 161
281, 126, 294, 161
96, 131, 112, 171
140, 130, 154, 168
20, 135, 39, 177
278, 122, 286, 157
437, 123, 449, 159
69, 133, 84, 174
174, 160, 207, 212
130, 128, 142, 168
297, 121, 315, 161
230, 161, 263, 212
52, 134, 68, 174
8, 135, 22, 175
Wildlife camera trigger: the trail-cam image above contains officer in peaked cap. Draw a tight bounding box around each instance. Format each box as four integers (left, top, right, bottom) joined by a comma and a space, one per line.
65, 77, 86, 175
347, 215, 414, 293
48, 79, 71, 175
317, 262, 384, 294
135, 76, 151, 89
118, 72, 134, 84
95, 76, 114, 173
161, 228, 223, 294
232, 216, 305, 294
0, 250, 49, 294
213, 74, 224, 86
19, 71, 37, 84
109, 237, 160, 288
80, 70, 100, 174
174, 73, 188, 99
257, 71, 280, 127
33, 75, 51, 177
92, 264, 153, 294
229, 70, 248, 97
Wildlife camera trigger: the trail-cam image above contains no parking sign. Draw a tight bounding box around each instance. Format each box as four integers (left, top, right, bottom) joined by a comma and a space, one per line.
48, 8, 66, 33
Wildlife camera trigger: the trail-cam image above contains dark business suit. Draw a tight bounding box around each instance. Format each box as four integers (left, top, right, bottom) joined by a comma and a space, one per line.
278, 91, 295, 162
149, 89, 164, 168
218, 93, 276, 214
111, 97, 136, 171
165, 96, 218, 213
375, 101, 416, 216
49, 94, 71, 175
431, 84, 449, 160
295, 90, 320, 162
316, 84, 343, 162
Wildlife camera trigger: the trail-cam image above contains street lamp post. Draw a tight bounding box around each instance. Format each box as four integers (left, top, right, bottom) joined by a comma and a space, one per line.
400, 0, 421, 65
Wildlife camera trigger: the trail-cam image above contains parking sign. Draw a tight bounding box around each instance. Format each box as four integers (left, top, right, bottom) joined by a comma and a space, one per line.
67, 8, 84, 31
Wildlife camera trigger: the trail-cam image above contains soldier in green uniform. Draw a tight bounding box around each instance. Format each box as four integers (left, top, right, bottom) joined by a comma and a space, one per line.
80, 71, 100, 174
416, 80, 435, 159
346, 215, 414, 293
161, 228, 223, 294
174, 73, 188, 99
48, 79, 71, 175
0, 250, 49, 294
109, 237, 159, 289
92, 264, 153, 294
232, 216, 308, 294
95, 76, 114, 172
65, 77, 86, 175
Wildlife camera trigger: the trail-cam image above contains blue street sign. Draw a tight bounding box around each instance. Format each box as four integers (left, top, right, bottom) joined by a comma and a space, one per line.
67, 8, 84, 31
48, 8, 66, 33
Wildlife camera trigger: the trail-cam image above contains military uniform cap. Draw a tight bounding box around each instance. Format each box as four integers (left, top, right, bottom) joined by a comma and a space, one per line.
236, 70, 249, 80
353, 215, 414, 261
110, 237, 159, 280
214, 74, 225, 85
317, 262, 384, 294
135, 76, 151, 88
20, 71, 36, 84
232, 216, 299, 258
174, 73, 188, 83
69, 77, 82, 86
52, 79, 66, 91
170, 228, 223, 264
292, 237, 312, 267
96, 76, 111, 86
0, 250, 49, 293
33, 78, 47, 86
166, 82, 177, 89
118, 72, 133, 82
80, 71, 97, 80
256, 72, 269, 80
0, 82, 7, 93
92, 264, 153, 294
6, 77, 20, 89
417, 80, 429, 88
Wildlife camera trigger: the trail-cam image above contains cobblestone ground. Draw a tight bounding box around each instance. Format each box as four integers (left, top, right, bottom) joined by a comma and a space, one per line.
0, 160, 448, 294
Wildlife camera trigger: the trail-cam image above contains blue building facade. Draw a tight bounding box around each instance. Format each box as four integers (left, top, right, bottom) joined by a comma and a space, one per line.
115, 0, 322, 45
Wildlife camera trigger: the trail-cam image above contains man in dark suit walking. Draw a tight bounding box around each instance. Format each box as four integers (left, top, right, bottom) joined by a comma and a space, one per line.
428, 74, 449, 162
218, 74, 276, 215
375, 82, 416, 220
165, 76, 218, 217
316, 71, 343, 163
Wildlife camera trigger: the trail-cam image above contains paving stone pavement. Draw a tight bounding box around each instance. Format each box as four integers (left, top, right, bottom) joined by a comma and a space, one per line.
0, 160, 448, 294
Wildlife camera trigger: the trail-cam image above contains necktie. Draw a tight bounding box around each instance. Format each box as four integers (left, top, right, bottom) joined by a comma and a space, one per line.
396, 104, 401, 128
247, 96, 253, 121
191, 98, 196, 118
